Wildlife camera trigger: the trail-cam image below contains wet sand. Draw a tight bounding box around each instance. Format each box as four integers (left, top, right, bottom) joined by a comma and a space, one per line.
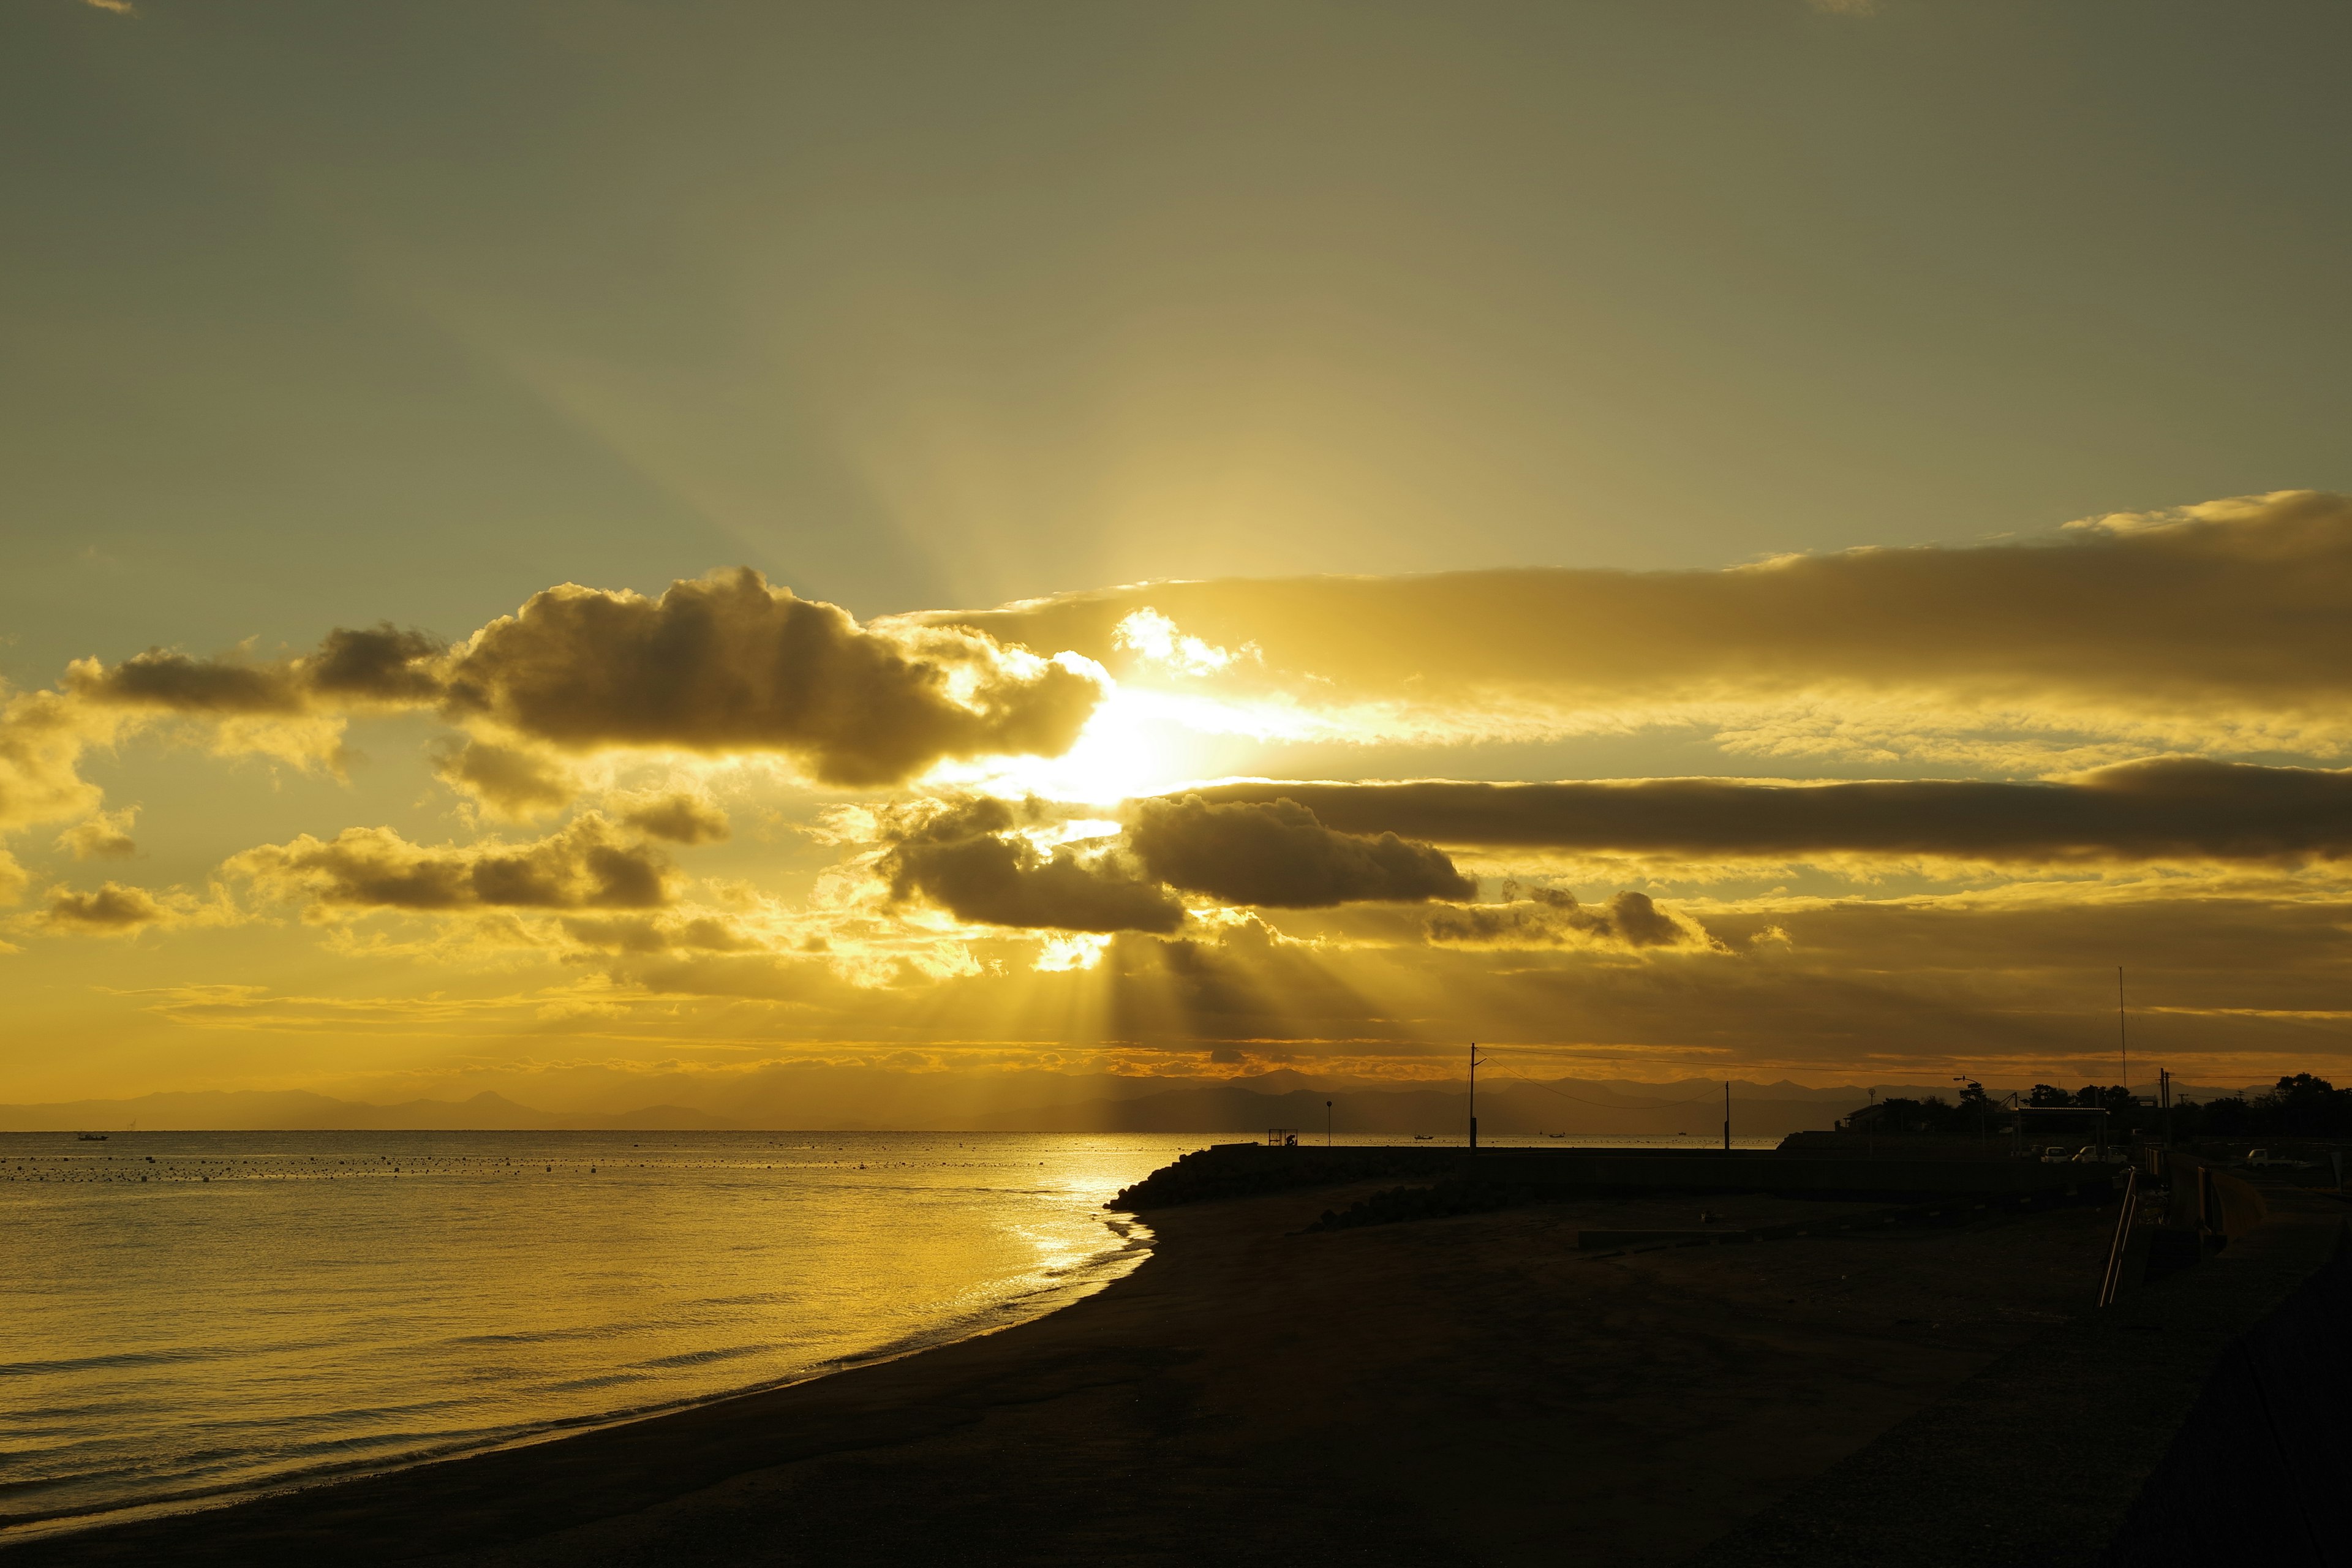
9, 1184, 2122, 1566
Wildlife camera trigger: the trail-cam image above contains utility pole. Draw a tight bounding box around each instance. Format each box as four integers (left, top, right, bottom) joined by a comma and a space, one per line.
1468, 1043, 1482, 1152
1722, 1082, 1730, 1152
1325, 1099, 1333, 1148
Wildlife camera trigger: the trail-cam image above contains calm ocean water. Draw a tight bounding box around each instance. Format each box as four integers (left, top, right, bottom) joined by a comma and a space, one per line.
1, 1127, 1752, 1537
0, 1129, 1220, 1536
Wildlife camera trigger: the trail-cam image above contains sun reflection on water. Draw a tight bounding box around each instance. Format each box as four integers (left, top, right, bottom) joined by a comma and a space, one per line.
0, 1130, 1201, 1536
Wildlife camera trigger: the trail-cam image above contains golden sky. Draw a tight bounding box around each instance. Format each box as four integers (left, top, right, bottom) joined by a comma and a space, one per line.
5, 2, 2350, 1109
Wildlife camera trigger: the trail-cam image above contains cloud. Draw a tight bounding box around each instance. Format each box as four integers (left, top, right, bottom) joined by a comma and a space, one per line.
19, 628, 443, 804
63, 624, 443, 717
26, 571, 1100, 844
0, 685, 120, 834
56, 807, 138, 861
866, 793, 1471, 933
1126, 794, 1474, 906
881, 797, 1185, 934
40, 881, 172, 933
1177, 758, 2352, 866
443, 569, 1104, 786
80, 0, 137, 12
0, 850, 27, 907
559, 914, 760, 954
617, 792, 731, 845
230, 813, 674, 916
430, 738, 579, 818
932, 491, 2352, 756
1426, 887, 1705, 950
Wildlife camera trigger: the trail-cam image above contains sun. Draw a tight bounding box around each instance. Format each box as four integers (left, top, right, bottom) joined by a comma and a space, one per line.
931, 682, 1217, 805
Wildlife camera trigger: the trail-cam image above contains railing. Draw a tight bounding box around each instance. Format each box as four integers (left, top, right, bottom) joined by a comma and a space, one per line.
2097, 1167, 2141, 1308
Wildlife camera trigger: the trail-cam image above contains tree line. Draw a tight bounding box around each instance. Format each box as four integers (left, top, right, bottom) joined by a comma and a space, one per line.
1850, 1074, 2351, 1140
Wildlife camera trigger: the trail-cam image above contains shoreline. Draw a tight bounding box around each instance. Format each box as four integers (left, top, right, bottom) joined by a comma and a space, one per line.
1, 1209, 1159, 1546
7, 1164, 2334, 1566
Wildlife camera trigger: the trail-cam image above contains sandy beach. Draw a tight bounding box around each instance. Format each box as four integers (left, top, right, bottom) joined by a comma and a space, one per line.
9, 1175, 2140, 1567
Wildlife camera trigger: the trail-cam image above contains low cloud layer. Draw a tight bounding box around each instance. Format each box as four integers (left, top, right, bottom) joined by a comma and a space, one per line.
1180, 758, 2352, 864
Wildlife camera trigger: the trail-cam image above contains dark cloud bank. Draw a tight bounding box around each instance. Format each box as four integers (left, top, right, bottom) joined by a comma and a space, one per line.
1181, 758, 2352, 864
881, 794, 1474, 932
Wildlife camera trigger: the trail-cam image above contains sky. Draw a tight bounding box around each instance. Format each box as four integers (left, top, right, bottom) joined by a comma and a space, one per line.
4, 0, 2351, 1112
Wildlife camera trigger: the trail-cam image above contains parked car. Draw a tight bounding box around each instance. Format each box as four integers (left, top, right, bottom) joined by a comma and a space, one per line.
2038, 1146, 2073, 1163
2241, 1148, 2315, 1170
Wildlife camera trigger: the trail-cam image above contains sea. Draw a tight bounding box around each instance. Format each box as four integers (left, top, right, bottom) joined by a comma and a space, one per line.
0, 1127, 1747, 1539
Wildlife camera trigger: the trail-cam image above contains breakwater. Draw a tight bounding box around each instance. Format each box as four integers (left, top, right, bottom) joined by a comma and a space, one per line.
1109, 1140, 2117, 1213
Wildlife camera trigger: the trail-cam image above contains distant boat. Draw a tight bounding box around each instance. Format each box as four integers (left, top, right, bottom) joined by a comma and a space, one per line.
1412, 1134, 1435, 1141
76, 1132, 107, 1141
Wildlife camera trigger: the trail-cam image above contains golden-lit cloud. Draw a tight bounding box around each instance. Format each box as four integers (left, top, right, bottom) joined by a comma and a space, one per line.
0, 850, 29, 908
931, 490, 2352, 762
443, 569, 1103, 786
0, 685, 119, 834
22, 878, 241, 940
13, 494, 2352, 1096
429, 737, 580, 819
56, 807, 138, 861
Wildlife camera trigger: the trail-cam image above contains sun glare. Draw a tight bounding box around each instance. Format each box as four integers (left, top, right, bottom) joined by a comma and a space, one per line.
935, 683, 1221, 804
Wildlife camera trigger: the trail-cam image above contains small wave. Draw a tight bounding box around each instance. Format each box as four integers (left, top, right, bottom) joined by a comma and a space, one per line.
447, 1322, 663, 1348
631, 1343, 782, 1370
0, 1350, 210, 1379
541, 1373, 647, 1394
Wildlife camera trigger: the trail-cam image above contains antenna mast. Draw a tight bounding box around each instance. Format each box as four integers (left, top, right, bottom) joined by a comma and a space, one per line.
2117, 967, 2128, 1099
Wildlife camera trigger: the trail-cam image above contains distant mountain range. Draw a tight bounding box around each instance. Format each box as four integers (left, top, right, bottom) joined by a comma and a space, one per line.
0, 1090, 733, 1133
0, 1072, 2269, 1135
